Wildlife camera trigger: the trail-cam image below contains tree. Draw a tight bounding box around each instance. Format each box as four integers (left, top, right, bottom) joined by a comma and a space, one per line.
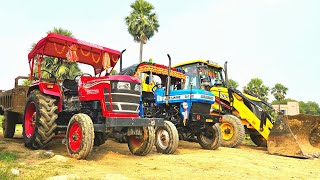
125, 0, 159, 63
111, 69, 118, 75
228, 79, 239, 89
271, 83, 288, 110
299, 101, 320, 115
271, 98, 297, 105
243, 78, 270, 101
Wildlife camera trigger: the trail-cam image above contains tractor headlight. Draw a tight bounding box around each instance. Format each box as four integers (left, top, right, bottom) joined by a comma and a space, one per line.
134, 84, 141, 92
117, 82, 131, 90
182, 102, 188, 110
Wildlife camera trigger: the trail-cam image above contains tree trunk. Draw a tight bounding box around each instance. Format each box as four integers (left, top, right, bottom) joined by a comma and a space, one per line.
278, 100, 281, 113
139, 41, 143, 63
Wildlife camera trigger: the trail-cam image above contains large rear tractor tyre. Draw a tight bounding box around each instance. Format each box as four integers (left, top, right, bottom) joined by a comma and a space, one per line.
94, 132, 108, 146
23, 90, 58, 149
198, 124, 222, 150
2, 111, 17, 138
66, 113, 94, 160
220, 115, 245, 148
155, 120, 179, 154
128, 126, 155, 156
250, 134, 267, 147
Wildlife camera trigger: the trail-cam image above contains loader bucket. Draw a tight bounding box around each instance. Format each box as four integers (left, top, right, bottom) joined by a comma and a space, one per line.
267, 114, 320, 158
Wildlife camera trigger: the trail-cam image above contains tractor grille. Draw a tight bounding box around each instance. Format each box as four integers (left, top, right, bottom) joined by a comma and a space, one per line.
190, 103, 211, 114
104, 88, 140, 114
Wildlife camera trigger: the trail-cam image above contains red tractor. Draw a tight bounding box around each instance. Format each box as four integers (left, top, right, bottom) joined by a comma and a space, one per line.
24, 33, 164, 159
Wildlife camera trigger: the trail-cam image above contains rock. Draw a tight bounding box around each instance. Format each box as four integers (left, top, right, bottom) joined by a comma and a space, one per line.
47, 174, 80, 180
51, 155, 69, 162
101, 174, 129, 180
38, 151, 55, 159
11, 168, 20, 175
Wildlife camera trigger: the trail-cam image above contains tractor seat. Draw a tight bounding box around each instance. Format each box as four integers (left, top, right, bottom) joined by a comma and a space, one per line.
142, 91, 155, 102
62, 79, 78, 95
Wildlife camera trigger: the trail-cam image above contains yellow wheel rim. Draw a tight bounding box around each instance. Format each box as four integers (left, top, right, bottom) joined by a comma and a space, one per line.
220, 123, 234, 140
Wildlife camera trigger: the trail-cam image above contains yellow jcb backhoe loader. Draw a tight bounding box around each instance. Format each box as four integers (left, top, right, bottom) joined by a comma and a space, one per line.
174, 60, 320, 158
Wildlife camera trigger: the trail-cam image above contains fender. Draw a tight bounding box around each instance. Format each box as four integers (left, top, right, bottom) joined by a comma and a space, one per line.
27, 82, 62, 111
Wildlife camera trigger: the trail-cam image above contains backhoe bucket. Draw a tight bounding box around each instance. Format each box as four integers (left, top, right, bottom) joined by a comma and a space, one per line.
267, 114, 320, 158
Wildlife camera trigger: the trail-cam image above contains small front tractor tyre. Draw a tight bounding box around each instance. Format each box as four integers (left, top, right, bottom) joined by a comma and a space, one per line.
94, 132, 108, 146
23, 90, 58, 149
220, 115, 245, 148
66, 113, 94, 159
155, 120, 179, 154
2, 111, 17, 138
198, 124, 222, 150
250, 134, 267, 147
128, 126, 155, 156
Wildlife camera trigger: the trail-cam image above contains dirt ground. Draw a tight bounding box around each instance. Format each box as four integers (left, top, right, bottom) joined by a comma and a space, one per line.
1, 129, 320, 180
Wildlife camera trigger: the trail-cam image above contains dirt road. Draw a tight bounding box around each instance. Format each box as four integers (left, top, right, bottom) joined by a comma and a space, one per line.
1, 131, 319, 180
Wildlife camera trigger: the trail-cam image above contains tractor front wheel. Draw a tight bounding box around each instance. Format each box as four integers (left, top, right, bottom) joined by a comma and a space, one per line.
23, 90, 57, 149
2, 111, 17, 138
220, 115, 245, 148
128, 126, 155, 156
66, 113, 94, 159
155, 121, 179, 154
198, 124, 222, 150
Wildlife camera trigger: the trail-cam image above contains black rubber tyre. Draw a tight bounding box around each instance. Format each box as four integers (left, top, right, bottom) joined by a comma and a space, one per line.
66, 113, 94, 159
94, 132, 108, 146
128, 126, 155, 156
250, 134, 267, 147
198, 124, 222, 150
23, 90, 58, 149
2, 111, 18, 138
155, 120, 179, 154
220, 115, 245, 148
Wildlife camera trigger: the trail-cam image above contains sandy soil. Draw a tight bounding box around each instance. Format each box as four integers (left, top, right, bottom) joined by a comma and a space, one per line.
1, 131, 320, 180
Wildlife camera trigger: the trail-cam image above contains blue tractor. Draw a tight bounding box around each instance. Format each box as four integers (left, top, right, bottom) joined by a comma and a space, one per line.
118, 55, 222, 154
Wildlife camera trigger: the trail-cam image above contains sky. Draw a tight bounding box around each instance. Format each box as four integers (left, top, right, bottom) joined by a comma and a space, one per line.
0, 0, 319, 104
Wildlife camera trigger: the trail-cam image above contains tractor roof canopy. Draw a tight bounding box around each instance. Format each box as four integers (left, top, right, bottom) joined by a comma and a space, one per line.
28, 33, 121, 75
119, 62, 186, 80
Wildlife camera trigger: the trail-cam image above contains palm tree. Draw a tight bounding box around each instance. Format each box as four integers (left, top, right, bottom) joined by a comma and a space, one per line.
271, 83, 288, 111
228, 79, 239, 89
243, 78, 270, 101
125, 0, 160, 63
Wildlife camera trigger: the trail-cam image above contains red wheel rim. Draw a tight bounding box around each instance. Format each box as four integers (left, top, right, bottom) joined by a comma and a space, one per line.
68, 121, 82, 152
24, 102, 36, 137
130, 135, 141, 147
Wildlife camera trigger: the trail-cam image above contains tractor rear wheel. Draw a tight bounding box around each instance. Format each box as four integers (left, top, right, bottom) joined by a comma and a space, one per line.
66, 113, 94, 159
2, 111, 17, 138
198, 124, 222, 150
23, 90, 57, 149
155, 120, 179, 154
220, 115, 245, 148
128, 126, 155, 156
94, 132, 108, 146
250, 134, 267, 147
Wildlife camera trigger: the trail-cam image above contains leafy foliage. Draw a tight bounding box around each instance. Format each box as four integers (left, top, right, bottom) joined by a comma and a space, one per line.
243, 78, 270, 101
299, 101, 320, 115
228, 79, 239, 89
271, 83, 288, 102
271, 98, 297, 105
111, 69, 118, 75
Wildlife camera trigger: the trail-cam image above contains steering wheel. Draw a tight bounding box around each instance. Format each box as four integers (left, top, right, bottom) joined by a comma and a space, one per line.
73, 73, 92, 80
152, 83, 164, 92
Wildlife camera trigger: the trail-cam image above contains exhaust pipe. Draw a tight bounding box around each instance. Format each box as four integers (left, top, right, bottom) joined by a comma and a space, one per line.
119, 49, 126, 72
224, 61, 229, 88
165, 54, 171, 106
